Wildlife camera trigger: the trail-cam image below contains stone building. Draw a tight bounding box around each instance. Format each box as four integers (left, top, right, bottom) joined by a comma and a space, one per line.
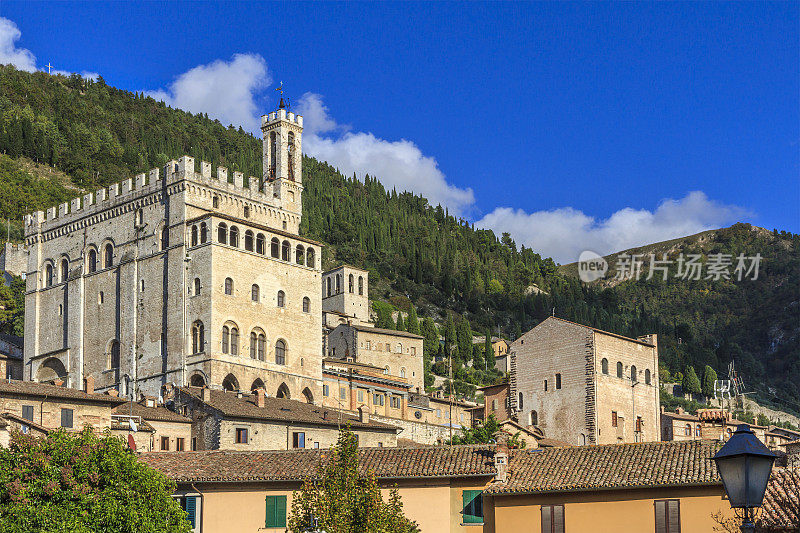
22, 103, 324, 401
322, 265, 370, 324
470, 382, 513, 425
509, 317, 659, 446
171, 386, 398, 451
0, 333, 23, 380
110, 397, 192, 452
0, 242, 26, 281
661, 406, 768, 444
321, 358, 410, 419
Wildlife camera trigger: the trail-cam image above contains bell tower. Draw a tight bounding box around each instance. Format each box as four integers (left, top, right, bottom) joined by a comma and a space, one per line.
261, 96, 304, 218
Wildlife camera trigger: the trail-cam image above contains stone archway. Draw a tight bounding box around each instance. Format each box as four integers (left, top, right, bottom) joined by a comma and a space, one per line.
222, 374, 239, 392
36, 357, 67, 385
302, 387, 314, 404
189, 373, 207, 388
276, 383, 290, 399
251, 378, 266, 392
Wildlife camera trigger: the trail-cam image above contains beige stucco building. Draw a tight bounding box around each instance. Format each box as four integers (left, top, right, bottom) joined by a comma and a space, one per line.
509, 317, 659, 446
22, 103, 324, 402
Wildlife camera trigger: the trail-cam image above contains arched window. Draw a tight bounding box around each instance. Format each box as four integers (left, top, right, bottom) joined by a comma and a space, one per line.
104, 243, 114, 268
244, 230, 254, 251
44, 263, 54, 287
335, 275, 341, 294
251, 284, 260, 302
251, 378, 265, 392
400, 368, 406, 378
616, 362, 623, 378
218, 223, 228, 243
358, 276, 364, 295
230, 326, 239, 356
384, 366, 389, 375
107, 340, 120, 370
200, 222, 208, 243
302, 297, 310, 313
518, 392, 524, 410
271, 238, 280, 258
302, 387, 314, 404
212, 196, 220, 209
222, 326, 230, 354
136, 208, 144, 227
194, 278, 201, 295
530, 410, 538, 426
281, 240, 290, 261
161, 226, 169, 250
275, 340, 286, 365
326, 277, 332, 297
224, 277, 234, 295
222, 374, 239, 392
277, 290, 285, 308
397, 343, 402, 353
243, 205, 250, 218
250, 332, 257, 359
630, 365, 637, 383
190, 374, 206, 387
348, 274, 354, 293
695, 425, 701, 437
87, 249, 97, 273
256, 234, 265, 254
601, 358, 609, 375
295, 245, 305, 265
277, 382, 290, 398
60, 258, 69, 283
645, 369, 651, 385
257, 333, 265, 361
191, 225, 198, 247
192, 321, 204, 354
229, 226, 239, 247
306, 248, 315, 268
685, 424, 692, 436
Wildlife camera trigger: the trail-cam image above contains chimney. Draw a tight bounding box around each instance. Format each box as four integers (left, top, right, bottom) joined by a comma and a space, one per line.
106, 389, 119, 397
83, 375, 95, 395
202, 387, 212, 402
358, 406, 369, 424
255, 388, 265, 408
494, 451, 508, 483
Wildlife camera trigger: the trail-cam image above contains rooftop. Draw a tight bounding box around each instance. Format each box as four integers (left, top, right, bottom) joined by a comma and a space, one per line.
351, 323, 424, 339
760, 468, 800, 530
139, 444, 496, 483
112, 400, 192, 424
544, 316, 656, 347
0, 379, 127, 405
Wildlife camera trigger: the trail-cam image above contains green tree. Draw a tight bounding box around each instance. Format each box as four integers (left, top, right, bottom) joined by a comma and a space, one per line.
702, 365, 718, 398
447, 415, 500, 445
288, 429, 418, 533
443, 313, 456, 358
683, 366, 702, 395
0, 428, 191, 533
395, 312, 405, 332
406, 306, 420, 335
484, 330, 493, 371
420, 317, 439, 359
455, 317, 473, 365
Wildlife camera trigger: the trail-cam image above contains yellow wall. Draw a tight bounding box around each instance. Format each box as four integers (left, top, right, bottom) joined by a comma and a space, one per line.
486, 485, 735, 533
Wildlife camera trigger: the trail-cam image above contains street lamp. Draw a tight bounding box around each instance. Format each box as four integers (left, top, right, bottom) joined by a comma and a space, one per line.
712, 424, 776, 533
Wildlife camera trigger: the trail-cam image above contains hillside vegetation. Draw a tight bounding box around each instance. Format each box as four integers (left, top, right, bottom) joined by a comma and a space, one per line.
0, 65, 797, 413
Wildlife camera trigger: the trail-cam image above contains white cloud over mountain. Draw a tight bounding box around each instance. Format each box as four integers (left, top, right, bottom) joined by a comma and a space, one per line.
0, 17, 36, 72
476, 191, 749, 263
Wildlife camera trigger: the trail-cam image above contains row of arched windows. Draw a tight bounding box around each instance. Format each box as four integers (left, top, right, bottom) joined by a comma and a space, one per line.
191, 320, 289, 365
190, 372, 314, 403
215, 222, 315, 267
217, 278, 311, 312
601, 358, 652, 385
325, 273, 364, 297
43, 243, 114, 288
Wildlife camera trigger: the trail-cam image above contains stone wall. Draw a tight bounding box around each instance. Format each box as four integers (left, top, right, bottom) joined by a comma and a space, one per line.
370, 413, 455, 445
0, 396, 114, 432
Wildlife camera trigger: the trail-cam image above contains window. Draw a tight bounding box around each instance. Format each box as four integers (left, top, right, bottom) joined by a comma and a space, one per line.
306, 248, 315, 268
176, 438, 185, 451
243, 205, 250, 218
136, 208, 144, 227
436, 408, 442, 417
336, 275, 341, 293
161, 436, 169, 450
391, 396, 400, 409
349, 274, 354, 293
178, 495, 198, 528
555, 373, 561, 389
194, 278, 200, 295
213, 195, 220, 208
161, 226, 169, 250
229, 226, 239, 247
323, 384, 329, 397
275, 340, 286, 365
192, 321, 204, 354
250, 332, 258, 359
104, 243, 114, 268
375, 394, 385, 406
645, 368, 652, 385
60, 408, 73, 428
385, 343, 390, 352
257, 333, 266, 361
541, 504, 565, 533
244, 230, 254, 251
400, 368, 406, 378
256, 233, 265, 254
191, 225, 198, 247
235, 428, 248, 444
140, 279, 145, 292
218, 223, 228, 243
296, 245, 305, 265
617, 361, 624, 378
365, 341, 371, 350
22, 405, 33, 422
530, 410, 538, 426
544, 380, 548, 392
60, 258, 69, 283
631, 365, 638, 383
271, 237, 280, 258
98, 291, 104, 304
230, 327, 239, 356
518, 392, 524, 410
340, 387, 347, 400
654, 499, 680, 533
222, 326, 230, 353
601, 358, 609, 375
684, 423, 692, 436
192, 437, 197, 451
44, 263, 54, 287
358, 390, 364, 402
358, 276, 364, 295
695, 425, 701, 437
293, 431, 305, 449
491, 399, 497, 410
87, 249, 97, 273
462, 490, 483, 524
302, 297, 310, 313
200, 222, 207, 243
264, 495, 287, 528
281, 240, 290, 261
224, 277, 234, 295
612, 411, 618, 428
411, 347, 416, 356
251, 284, 260, 302
636, 416, 643, 433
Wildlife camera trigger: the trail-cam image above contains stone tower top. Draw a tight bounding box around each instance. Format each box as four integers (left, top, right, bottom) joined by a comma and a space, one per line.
261, 101, 304, 185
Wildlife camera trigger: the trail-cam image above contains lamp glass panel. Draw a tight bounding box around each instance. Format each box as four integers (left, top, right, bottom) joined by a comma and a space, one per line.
716, 455, 747, 507
744, 455, 774, 508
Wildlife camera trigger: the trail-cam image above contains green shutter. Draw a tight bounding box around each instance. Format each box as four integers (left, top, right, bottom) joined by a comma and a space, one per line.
265, 495, 287, 528
462, 490, 483, 524
185, 496, 196, 528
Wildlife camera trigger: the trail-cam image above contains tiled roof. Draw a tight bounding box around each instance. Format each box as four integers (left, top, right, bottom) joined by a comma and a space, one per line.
113, 401, 192, 423
547, 317, 656, 347
662, 410, 700, 422
179, 387, 397, 432
351, 324, 424, 339
0, 379, 127, 405
0, 333, 23, 350
0, 412, 51, 434
486, 440, 723, 494
139, 444, 496, 483
761, 468, 799, 529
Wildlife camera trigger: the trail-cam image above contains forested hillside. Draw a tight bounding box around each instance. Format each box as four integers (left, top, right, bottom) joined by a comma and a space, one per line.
0, 66, 797, 413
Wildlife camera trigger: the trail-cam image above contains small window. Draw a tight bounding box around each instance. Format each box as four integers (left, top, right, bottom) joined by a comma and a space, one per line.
87, 249, 97, 273
530, 410, 538, 426
104, 243, 114, 268
265, 495, 287, 528
340, 387, 347, 400
22, 405, 33, 422
213, 196, 219, 208
60, 408, 73, 428
631, 365, 638, 383
160, 436, 169, 450
695, 425, 701, 437
601, 358, 609, 375
302, 296, 310, 313
224, 277, 234, 295
275, 340, 286, 365
256, 233, 265, 254
194, 278, 201, 296
218, 222, 228, 243
491, 399, 497, 410
654, 499, 680, 533
462, 490, 483, 524
685, 423, 692, 436
617, 362, 624, 378
60, 258, 69, 282
645, 368, 652, 385
229, 226, 239, 247
612, 411, 618, 428
200, 222, 208, 243
544, 380, 548, 392
191, 225, 198, 247
292, 431, 305, 449
140, 279, 145, 292
349, 274, 354, 293
251, 284, 260, 302
518, 392, 524, 410
44, 263, 54, 287
277, 290, 285, 308
541, 504, 564, 533
192, 437, 197, 451
306, 248, 315, 268
176, 438, 185, 452
243, 205, 250, 218
271, 238, 280, 258
244, 230, 254, 251
281, 240, 290, 261
358, 390, 364, 402
323, 384, 329, 397
98, 291, 104, 304
235, 428, 248, 444
555, 373, 561, 389
358, 276, 364, 295
161, 227, 169, 250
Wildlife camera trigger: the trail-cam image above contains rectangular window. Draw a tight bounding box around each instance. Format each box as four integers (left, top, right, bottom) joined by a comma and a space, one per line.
340, 387, 347, 400
555, 373, 562, 389
60, 408, 73, 428
358, 390, 364, 402
265, 495, 287, 528
541, 504, 565, 533
436, 409, 442, 417
544, 380, 548, 392
385, 343, 390, 351
293, 432, 305, 449
655, 499, 680, 533
161, 436, 169, 451
176, 438, 185, 451
323, 384, 329, 397
462, 490, 483, 524
179, 495, 198, 528
22, 405, 33, 422
636, 416, 643, 433
612, 411, 618, 427
191, 437, 197, 451
314, 442, 320, 449
411, 347, 416, 356
235, 428, 248, 444
365, 341, 370, 350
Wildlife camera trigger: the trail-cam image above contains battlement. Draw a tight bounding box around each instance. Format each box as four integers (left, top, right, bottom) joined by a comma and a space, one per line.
261, 109, 304, 128
24, 155, 297, 235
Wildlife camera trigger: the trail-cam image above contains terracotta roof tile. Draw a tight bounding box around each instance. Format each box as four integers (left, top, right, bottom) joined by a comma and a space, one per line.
113, 401, 192, 423
0, 379, 126, 405
761, 467, 799, 529
486, 440, 723, 494
351, 324, 424, 339
139, 444, 496, 483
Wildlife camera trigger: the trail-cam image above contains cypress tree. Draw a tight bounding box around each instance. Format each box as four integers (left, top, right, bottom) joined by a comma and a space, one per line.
406, 306, 420, 335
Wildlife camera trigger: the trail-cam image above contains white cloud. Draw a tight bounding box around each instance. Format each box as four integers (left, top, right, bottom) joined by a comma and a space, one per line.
146, 53, 270, 132
0, 17, 36, 72
476, 191, 749, 263
297, 93, 475, 216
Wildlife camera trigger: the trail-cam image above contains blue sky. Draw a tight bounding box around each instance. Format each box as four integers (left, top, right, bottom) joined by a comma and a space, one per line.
1, 2, 797, 262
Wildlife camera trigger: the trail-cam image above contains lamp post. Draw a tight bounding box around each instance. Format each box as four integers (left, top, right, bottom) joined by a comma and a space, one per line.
712, 424, 776, 533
